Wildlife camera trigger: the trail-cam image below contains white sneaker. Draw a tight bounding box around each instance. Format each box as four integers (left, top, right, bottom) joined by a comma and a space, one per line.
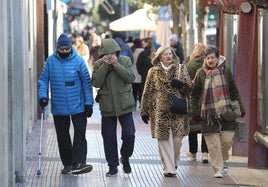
201, 152, 209, 163
186, 151, 196, 161
222, 161, 229, 173
213, 170, 223, 178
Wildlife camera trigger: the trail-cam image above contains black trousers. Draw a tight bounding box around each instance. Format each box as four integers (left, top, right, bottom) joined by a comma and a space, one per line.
101, 112, 135, 167
188, 131, 208, 154
132, 82, 142, 104
53, 112, 87, 167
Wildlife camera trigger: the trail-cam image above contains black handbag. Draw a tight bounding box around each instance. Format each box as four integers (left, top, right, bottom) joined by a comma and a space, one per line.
168, 64, 188, 115
168, 93, 188, 115
221, 100, 241, 121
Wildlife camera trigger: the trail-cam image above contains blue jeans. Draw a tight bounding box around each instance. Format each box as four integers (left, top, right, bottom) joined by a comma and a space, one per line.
101, 112, 135, 167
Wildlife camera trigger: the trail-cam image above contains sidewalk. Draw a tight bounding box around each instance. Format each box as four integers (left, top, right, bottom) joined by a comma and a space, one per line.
24, 103, 268, 187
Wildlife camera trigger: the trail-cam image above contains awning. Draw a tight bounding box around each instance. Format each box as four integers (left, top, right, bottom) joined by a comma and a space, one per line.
109, 9, 157, 31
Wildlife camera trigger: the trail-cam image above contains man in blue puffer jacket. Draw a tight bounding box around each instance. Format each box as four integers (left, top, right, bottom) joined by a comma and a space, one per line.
38, 33, 94, 175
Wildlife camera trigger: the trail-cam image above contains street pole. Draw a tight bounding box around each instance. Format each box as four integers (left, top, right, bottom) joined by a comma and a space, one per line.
187, 0, 197, 56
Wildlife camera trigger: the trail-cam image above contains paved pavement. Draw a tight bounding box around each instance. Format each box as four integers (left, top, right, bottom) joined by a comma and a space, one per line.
24, 103, 268, 187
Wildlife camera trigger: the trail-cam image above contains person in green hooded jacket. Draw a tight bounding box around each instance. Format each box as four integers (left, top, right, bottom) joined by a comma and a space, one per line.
92, 38, 136, 177
190, 45, 245, 178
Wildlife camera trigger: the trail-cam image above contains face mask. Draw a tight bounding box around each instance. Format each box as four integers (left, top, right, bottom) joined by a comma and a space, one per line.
58, 52, 71, 59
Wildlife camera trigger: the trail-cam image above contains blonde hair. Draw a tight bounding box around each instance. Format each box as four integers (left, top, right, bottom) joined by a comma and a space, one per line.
189, 43, 206, 60
74, 35, 89, 58
76, 35, 84, 43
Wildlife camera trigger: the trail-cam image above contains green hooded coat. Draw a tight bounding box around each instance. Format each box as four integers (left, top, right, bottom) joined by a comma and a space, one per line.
92, 38, 136, 116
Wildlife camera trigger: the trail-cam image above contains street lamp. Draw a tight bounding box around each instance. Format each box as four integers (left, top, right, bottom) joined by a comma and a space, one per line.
100, 0, 115, 14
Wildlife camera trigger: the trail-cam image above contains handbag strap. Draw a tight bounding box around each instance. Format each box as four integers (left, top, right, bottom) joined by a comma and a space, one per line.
178, 64, 181, 79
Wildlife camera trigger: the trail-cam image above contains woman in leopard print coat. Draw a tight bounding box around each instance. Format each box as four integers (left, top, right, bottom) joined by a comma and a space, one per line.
140, 46, 192, 177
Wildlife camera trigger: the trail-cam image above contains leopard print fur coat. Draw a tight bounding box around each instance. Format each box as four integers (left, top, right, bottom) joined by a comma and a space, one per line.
140, 63, 192, 140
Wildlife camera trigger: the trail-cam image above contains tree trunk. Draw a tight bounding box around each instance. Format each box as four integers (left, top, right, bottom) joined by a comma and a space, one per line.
197, 5, 209, 43
170, 1, 180, 36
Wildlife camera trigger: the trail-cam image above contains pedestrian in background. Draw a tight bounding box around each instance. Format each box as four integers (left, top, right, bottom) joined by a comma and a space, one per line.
149, 32, 161, 51
74, 35, 90, 62
89, 33, 102, 70
190, 45, 245, 178
185, 43, 209, 163
169, 34, 185, 63
74, 35, 91, 73
38, 33, 94, 175
140, 46, 192, 177
126, 35, 134, 48
136, 37, 155, 100
92, 38, 136, 177
112, 32, 134, 63
131, 38, 144, 109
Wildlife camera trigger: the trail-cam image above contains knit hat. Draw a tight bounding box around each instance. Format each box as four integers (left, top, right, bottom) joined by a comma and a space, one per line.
149, 32, 157, 41
57, 33, 72, 48
169, 34, 178, 42
133, 38, 142, 48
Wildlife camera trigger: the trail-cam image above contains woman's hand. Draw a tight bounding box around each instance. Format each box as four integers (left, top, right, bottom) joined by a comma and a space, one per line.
171, 79, 184, 89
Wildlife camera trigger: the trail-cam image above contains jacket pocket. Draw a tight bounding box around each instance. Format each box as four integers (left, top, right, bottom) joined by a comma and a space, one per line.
119, 86, 135, 110
99, 90, 113, 113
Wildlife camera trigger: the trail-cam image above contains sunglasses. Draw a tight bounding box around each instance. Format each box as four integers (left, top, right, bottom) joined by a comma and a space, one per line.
58, 46, 71, 50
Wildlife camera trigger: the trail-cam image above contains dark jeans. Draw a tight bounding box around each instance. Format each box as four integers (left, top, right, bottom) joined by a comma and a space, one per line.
53, 112, 87, 166
132, 82, 142, 105
101, 112, 135, 167
140, 82, 145, 102
188, 131, 208, 154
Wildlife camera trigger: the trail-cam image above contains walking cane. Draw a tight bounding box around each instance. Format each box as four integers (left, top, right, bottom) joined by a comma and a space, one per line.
37, 107, 44, 176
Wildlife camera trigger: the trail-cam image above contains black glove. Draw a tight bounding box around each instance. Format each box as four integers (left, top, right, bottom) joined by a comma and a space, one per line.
85, 105, 93, 118
171, 79, 184, 89
141, 115, 149, 124
39, 98, 48, 107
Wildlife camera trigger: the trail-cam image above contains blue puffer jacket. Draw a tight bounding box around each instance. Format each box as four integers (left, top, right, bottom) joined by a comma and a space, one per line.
38, 47, 94, 115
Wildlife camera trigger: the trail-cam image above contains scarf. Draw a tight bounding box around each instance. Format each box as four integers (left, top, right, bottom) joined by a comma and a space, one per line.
160, 61, 173, 72
201, 67, 231, 125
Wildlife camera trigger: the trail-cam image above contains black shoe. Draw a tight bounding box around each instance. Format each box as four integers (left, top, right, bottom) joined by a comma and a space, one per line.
164, 173, 176, 177
106, 166, 118, 177
120, 157, 131, 174
61, 166, 72, 174
71, 163, 93, 174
